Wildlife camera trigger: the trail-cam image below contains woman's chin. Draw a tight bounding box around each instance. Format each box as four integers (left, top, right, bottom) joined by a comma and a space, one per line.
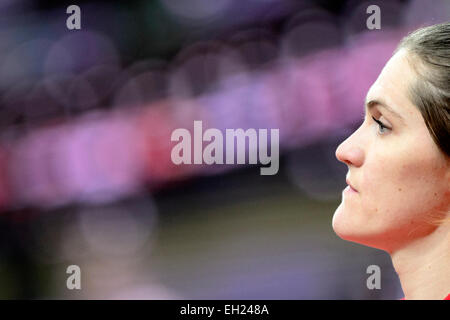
332, 222, 388, 251
331, 204, 355, 239
332, 206, 379, 247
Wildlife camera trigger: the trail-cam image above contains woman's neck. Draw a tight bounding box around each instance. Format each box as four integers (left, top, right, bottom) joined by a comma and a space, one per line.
390, 222, 450, 300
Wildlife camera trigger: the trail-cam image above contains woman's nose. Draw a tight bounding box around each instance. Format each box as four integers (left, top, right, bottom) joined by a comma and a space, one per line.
335, 136, 364, 167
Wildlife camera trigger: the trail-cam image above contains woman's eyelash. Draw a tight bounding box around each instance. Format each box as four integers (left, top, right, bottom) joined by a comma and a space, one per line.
372, 116, 390, 132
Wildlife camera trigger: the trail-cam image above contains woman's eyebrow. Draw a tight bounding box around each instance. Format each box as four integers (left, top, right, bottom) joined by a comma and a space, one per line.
365, 98, 405, 123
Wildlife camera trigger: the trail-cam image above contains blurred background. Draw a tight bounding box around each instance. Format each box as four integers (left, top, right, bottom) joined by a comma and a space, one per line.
0, 0, 448, 299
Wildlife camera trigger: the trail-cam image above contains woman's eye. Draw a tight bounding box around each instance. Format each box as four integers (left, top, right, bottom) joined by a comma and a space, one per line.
372, 116, 390, 134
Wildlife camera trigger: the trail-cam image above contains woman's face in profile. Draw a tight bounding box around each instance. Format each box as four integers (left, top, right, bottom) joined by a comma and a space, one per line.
332, 49, 450, 253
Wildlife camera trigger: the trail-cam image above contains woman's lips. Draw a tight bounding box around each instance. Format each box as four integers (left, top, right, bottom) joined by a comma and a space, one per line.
345, 179, 358, 193
343, 185, 358, 196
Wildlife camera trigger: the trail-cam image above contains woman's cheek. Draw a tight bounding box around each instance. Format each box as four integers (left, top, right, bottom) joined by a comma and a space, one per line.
361, 158, 407, 223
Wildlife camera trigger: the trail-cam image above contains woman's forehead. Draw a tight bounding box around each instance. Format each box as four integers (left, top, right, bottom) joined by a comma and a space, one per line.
367, 50, 420, 119
377, 50, 416, 91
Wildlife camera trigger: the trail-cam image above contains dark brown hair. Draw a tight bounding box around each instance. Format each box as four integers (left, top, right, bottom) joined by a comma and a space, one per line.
395, 22, 450, 156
